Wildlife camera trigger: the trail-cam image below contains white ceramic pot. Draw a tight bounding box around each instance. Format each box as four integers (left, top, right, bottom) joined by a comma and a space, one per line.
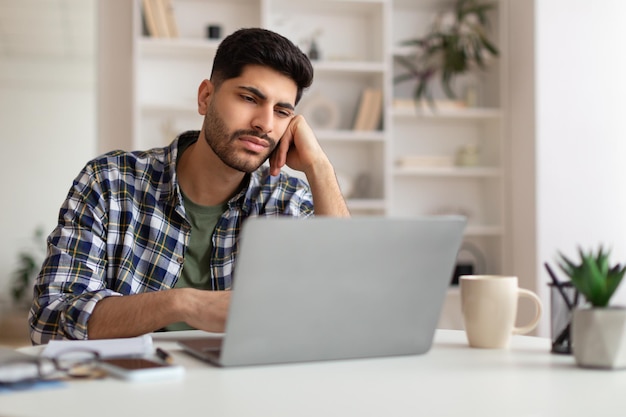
572, 307, 626, 369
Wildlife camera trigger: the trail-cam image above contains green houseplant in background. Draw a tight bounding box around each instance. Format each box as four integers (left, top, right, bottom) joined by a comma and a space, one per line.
394, 0, 499, 106
0, 227, 46, 345
10, 226, 46, 309
558, 247, 626, 369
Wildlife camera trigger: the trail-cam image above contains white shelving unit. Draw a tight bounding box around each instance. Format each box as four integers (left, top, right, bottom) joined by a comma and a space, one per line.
112, 0, 509, 329
131, 0, 391, 215
389, 0, 508, 289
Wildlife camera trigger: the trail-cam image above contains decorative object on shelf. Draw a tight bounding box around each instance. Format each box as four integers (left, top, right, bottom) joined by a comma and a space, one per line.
396, 155, 454, 168
300, 93, 340, 130
207, 24, 222, 40
394, 0, 499, 106
556, 246, 626, 369
464, 82, 479, 107
352, 88, 383, 131
160, 0, 179, 38
308, 40, 320, 60
455, 144, 479, 167
451, 241, 487, 286
141, 0, 178, 38
141, 0, 159, 37
307, 29, 323, 61
10, 226, 46, 309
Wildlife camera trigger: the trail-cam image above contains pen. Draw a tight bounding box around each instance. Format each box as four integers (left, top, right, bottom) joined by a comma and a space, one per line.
156, 347, 174, 365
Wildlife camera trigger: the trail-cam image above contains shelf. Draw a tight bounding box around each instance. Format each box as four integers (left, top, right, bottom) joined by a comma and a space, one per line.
268, 0, 386, 63
273, 0, 387, 13
126, 0, 508, 282
392, 106, 502, 120
316, 130, 385, 142
393, 0, 446, 8
393, 166, 502, 178
139, 37, 220, 58
392, 45, 420, 57
313, 61, 385, 73
139, 40, 386, 71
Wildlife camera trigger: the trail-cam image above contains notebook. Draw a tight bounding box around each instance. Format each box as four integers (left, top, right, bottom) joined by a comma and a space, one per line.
41, 334, 153, 359
178, 216, 466, 367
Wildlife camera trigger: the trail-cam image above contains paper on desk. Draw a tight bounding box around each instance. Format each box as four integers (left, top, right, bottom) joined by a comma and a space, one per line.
0, 380, 65, 394
41, 334, 153, 359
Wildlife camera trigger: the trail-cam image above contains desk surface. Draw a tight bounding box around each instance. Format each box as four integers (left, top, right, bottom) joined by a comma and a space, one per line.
1, 329, 625, 417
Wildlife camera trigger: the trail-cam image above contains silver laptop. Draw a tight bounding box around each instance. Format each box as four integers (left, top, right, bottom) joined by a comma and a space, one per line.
178, 216, 466, 367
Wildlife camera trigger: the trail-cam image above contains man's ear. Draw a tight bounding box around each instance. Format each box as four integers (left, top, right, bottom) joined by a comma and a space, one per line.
197, 79, 214, 116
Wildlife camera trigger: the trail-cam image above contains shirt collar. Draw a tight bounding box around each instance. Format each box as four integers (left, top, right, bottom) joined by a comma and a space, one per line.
161, 130, 260, 215
159, 131, 198, 209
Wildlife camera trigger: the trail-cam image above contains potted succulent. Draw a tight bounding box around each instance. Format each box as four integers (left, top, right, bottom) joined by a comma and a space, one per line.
557, 246, 626, 369
394, 0, 499, 106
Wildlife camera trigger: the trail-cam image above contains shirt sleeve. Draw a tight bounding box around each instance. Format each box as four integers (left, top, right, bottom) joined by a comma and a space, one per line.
28, 162, 122, 344
291, 181, 314, 218
273, 172, 314, 218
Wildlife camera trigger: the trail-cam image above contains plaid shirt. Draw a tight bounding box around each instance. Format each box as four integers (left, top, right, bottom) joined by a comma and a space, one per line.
29, 131, 314, 344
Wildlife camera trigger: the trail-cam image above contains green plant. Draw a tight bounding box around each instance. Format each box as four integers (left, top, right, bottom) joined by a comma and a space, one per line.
394, 0, 499, 103
557, 247, 626, 307
10, 226, 47, 306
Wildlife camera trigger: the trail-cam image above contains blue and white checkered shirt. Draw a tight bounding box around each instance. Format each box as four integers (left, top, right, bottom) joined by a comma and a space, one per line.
29, 131, 314, 344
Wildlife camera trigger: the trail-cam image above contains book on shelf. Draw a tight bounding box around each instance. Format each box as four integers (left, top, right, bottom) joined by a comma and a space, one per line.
141, 0, 178, 38
352, 88, 383, 131
141, 0, 160, 37
152, 0, 170, 37
159, 0, 179, 38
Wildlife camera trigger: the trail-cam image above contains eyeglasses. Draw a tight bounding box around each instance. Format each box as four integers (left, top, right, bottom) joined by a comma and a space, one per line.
1, 349, 104, 387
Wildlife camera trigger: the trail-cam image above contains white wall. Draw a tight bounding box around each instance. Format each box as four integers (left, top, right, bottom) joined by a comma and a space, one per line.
534, 0, 626, 332
97, 0, 134, 154
0, 58, 96, 306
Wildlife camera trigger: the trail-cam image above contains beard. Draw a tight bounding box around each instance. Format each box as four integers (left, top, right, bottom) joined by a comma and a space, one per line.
202, 100, 278, 173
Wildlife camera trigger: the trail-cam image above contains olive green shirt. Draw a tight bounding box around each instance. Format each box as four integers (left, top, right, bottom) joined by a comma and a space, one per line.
166, 137, 226, 331
166, 192, 226, 331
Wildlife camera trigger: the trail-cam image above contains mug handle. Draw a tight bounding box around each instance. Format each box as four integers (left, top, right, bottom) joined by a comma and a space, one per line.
512, 289, 543, 335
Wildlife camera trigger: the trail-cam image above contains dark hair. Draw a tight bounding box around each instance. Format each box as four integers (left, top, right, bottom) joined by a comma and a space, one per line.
210, 28, 314, 105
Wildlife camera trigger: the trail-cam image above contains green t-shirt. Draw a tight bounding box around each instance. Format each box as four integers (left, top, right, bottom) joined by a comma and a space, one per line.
166, 191, 226, 331
179, 191, 226, 289
167, 139, 227, 330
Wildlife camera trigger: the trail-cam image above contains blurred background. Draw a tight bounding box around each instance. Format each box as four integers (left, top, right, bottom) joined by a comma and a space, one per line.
0, 0, 96, 340
2, 0, 626, 347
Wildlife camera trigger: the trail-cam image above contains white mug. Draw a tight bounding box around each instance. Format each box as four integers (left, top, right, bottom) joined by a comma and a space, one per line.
460, 275, 542, 349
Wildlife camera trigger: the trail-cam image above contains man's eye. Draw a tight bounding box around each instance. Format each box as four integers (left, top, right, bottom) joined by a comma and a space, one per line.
242, 95, 256, 103
276, 109, 292, 118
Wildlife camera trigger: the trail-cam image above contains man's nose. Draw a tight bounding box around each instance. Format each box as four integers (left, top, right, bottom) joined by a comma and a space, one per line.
251, 106, 274, 134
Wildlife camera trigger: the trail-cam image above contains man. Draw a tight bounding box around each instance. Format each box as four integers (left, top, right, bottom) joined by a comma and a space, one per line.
29, 28, 350, 344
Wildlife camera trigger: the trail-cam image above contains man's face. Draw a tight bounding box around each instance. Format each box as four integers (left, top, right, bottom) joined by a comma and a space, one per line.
200, 65, 298, 173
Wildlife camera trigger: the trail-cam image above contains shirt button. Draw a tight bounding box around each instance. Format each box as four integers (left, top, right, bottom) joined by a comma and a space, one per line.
177, 256, 184, 265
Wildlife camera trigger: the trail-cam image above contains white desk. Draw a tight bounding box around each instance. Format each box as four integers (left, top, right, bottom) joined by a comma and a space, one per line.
1, 329, 625, 417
